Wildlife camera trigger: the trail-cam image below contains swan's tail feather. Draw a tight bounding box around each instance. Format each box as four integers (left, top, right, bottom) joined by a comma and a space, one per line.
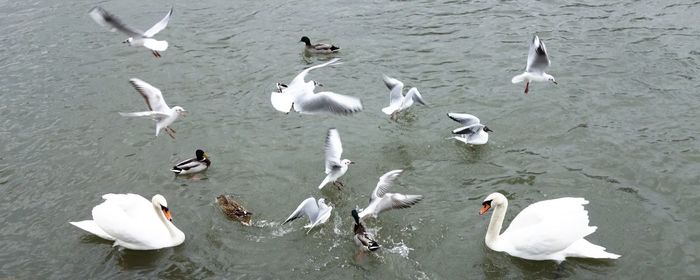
69, 220, 116, 241
566, 239, 621, 260
511, 73, 527, 84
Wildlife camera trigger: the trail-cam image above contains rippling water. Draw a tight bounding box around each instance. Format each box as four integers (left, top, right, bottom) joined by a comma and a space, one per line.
1, 0, 699, 278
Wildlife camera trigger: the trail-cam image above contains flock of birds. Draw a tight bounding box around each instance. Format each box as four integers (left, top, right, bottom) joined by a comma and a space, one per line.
68, 6, 621, 265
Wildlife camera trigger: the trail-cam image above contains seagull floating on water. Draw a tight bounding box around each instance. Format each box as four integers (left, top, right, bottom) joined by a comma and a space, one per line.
300, 36, 340, 54
283, 197, 333, 233
171, 149, 210, 175
511, 35, 557, 94
271, 58, 363, 115
89, 6, 173, 58
358, 170, 423, 220
447, 113, 492, 145
382, 75, 426, 120
119, 78, 186, 139
318, 128, 354, 190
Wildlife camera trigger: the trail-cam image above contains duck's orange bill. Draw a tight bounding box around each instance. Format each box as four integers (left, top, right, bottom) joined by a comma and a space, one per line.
479, 204, 491, 215
163, 209, 173, 221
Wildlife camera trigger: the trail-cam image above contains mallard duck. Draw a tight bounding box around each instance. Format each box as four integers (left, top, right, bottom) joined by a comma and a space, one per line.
352, 209, 379, 251
300, 36, 340, 54
216, 195, 252, 226
171, 149, 211, 175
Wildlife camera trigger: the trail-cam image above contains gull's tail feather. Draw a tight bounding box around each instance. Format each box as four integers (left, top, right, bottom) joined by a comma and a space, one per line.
512, 73, 527, 84
318, 176, 331, 190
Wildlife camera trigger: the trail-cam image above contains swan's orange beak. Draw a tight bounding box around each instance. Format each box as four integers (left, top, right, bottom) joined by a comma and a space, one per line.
479, 204, 491, 215
163, 209, 173, 222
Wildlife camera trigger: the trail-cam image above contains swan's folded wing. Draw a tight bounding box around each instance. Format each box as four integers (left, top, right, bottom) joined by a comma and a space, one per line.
502, 197, 595, 256
92, 198, 155, 246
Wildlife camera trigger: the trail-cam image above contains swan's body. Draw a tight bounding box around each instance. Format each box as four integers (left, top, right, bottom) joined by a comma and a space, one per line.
217, 194, 252, 226
447, 113, 492, 145
283, 197, 333, 233
511, 35, 557, 94
270, 58, 363, 115
300, 36, 340, 54
171, 149, 210, 175
89, 7, 173, 57
119, 78, 186, 139
358, 170, 423, 220
70, 193, 185, 250
381, 75, 426, 119
352, 210, 379, 251
479, 192, 620, 263
318, 128, 354, 190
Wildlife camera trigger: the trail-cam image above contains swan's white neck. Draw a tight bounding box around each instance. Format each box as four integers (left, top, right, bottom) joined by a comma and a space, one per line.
153, 204, 184, 241
485, 200, 508, 250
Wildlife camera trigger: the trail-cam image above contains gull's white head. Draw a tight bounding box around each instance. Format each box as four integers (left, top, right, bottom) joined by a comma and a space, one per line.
122, 37, 134, 45
544, 73, 557, 85
341, 159, 354, 166
172, 106, 186, 116
311, 80, 323, 87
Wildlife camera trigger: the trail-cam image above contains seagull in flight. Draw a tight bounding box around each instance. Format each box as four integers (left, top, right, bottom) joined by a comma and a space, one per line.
381, 75, 426, 120
282, 197, 333, 233
119, 78, 185, 139
358, 170, 423, 220
447, 113, 492, 145
270, 58, 363, 115
511, 35, 557, 94
89, 6, 173, 58
318, 128, 354, 190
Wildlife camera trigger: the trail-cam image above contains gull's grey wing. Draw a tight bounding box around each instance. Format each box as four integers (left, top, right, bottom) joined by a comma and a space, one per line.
89, 7, 144, 37
370, 170, 403, 202
324, 128, 343, 174
526, 35, 550, 73
373, 193, 423, 216
382, 75, 404, 108
283, 197, 320, 224
143, 7, 173, 37
447, 113, 481, 126
289, 58, 341, 87
128, 78, 169, 112
452, 124, 485, 135
294, 91, 363, 115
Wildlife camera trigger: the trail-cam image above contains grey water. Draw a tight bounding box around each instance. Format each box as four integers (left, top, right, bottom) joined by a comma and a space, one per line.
1, 0, 699, 279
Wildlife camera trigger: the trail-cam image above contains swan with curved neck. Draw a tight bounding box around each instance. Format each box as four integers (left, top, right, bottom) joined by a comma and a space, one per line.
70, 193, 185, 250
479, 192, 620, 263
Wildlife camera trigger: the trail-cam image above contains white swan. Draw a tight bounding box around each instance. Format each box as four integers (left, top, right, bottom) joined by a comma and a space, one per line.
70, 193, 185, 250
479, 192, 620, 263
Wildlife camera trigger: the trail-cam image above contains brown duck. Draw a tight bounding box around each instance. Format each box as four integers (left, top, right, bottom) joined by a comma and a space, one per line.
217, 195, 252, 226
